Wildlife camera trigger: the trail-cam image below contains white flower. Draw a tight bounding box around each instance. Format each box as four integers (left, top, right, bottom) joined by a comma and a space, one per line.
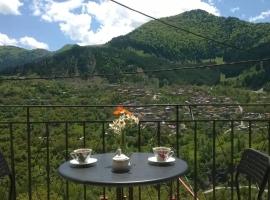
109, 109, 139, 137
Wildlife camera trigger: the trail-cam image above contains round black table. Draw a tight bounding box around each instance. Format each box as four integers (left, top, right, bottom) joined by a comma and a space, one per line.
58, 153, 188, 199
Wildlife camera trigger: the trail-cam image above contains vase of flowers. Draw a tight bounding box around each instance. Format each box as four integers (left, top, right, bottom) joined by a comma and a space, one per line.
109, 106, 139, 172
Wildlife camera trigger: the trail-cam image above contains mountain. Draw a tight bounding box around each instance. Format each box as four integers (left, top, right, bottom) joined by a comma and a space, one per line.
7, 44, 178, 82
0, 46, 51, 72
55, 44, 79, 53
1, 10, 270, 87
109, 9, 270, 62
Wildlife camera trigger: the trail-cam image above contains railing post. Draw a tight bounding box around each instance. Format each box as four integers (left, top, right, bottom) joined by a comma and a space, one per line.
230, 120, 234, 200
194, 121, 197, 200
102, 122, 106, 199
9, 122, 16, 199
248, 121, 252, 200
26, 106, 32, 200
212, 120, 216, 200
157, 121, 161, 146
83, 122, 87, 200
157, 121, 161, 200
83, 122, 86, 148
102, 122, 105, 153
138, 122, 141, 152
138, 122, 141, 200
176, 105, 180, 157
46, 123, 50, 200
65, 122, 69, 200
248, 121, 252, 148
268, 121, 270, 200
176, 105, 180, 200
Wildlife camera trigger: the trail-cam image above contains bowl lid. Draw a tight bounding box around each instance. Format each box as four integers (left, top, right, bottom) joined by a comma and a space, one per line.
112, 153, 129, 161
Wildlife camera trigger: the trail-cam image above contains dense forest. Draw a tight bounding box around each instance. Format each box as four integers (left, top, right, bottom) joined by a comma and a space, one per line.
0, 46, 51, 71
109, 10, 270, 62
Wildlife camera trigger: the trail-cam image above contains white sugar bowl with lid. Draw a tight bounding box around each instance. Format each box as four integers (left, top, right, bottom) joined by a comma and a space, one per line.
112, 148, 131, 172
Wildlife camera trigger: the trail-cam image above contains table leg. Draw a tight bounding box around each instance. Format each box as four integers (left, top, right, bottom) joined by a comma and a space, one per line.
116, 187, 123, 200
138, 186, 141, 200
169, 181, 173, 199
157, 184, 161, 200
128, 187, 133, 200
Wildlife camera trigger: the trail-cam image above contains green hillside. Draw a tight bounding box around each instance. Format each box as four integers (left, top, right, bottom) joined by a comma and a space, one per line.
1, 10, 270, 88
4, 44, 220, 85
0, 46, 51, 72
8, 45, 173, 80
109, 9, 270, 62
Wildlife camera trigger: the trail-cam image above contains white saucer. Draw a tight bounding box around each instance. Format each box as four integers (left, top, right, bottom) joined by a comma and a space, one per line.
70, 157, 97, 168
148, 156, 175, 166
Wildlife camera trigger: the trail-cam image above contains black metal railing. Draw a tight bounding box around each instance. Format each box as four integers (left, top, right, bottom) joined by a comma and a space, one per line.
0, 104, 270, 200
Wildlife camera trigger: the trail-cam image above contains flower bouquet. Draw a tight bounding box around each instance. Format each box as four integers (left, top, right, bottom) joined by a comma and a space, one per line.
109, 106, 139, 153
109, 106, 139, 172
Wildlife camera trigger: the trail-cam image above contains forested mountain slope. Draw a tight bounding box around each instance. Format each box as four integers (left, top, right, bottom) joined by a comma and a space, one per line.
109, 9, 270, 62
0, 46, 51, 72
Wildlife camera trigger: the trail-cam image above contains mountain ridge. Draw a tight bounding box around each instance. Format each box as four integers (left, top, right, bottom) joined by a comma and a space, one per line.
0, 45, 51, 72
109, 9, 270, 62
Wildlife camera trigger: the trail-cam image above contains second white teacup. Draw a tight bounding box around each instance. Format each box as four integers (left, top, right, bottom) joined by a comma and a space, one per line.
70, 148, 92, 163
153, 146, 174, 162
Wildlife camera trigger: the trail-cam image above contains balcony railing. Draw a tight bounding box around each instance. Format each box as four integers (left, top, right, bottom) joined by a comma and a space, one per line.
0, 104, 270, 200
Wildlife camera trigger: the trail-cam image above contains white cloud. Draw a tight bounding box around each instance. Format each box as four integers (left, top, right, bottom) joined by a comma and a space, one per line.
31, 0, 44, 16
249, 10, 270, 22
32, 0, 219, 45
230, 7, 240, 13
0, 0, 23, 15
0, 32, 49, 50
207, 0, 215, 6
0, 33, 18, 46
19, 36, 49, 50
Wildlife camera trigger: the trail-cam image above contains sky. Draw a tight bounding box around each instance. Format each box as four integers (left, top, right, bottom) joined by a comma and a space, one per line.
0, 0, 270, 51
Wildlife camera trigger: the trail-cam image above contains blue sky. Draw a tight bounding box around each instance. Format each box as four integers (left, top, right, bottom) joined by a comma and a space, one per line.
0, 0, 270, 51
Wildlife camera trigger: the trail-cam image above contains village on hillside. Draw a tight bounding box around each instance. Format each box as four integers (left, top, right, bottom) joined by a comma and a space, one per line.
106, 84, 270, 133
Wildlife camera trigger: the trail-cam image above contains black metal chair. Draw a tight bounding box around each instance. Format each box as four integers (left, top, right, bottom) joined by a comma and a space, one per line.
0, 150, 15, 200
236, 148, 270, 200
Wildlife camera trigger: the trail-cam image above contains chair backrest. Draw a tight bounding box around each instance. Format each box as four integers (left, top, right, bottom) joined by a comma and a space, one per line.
236, 148, 270, 200
0, 150, 11, 178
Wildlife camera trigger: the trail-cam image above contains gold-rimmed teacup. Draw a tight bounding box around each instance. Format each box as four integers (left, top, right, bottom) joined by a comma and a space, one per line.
153, 147, 174, 162
70, 148, 92, 163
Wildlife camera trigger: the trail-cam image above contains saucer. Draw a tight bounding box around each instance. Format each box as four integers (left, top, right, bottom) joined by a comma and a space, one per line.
70, 157, 97, 168
148, 156, 175, 166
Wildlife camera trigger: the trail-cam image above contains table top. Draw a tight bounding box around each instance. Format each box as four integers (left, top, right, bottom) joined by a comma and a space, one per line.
58, 152, 188, 187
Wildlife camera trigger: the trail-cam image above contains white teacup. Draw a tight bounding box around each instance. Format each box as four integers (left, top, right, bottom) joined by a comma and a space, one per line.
153, 147, 174, 162
70, 148, 92, 163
